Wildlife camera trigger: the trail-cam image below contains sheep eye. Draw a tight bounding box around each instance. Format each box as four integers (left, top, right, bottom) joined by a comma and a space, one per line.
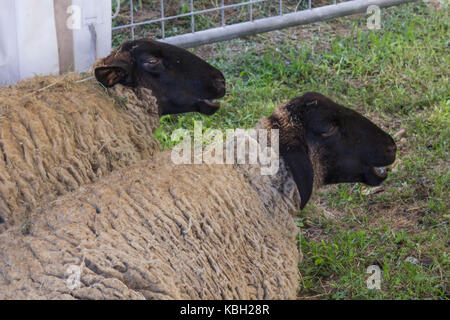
321, 125, 338, 137
144, 56, 160, 66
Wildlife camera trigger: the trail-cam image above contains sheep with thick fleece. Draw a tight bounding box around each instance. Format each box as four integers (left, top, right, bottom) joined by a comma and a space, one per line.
0, 38, 226, 231
0, 93, 396, 299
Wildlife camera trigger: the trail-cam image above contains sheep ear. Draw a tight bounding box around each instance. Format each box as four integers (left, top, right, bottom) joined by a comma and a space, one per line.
281, 147, 313, 210
95, 66, 128, 87
94, 60, 133, 88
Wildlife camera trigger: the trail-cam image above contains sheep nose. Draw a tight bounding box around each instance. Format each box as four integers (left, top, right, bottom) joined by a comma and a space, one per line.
213, 77, 226, 95
386, 144, 397, 159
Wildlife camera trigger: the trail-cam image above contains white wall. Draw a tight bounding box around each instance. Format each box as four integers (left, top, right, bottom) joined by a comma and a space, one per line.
0, 0, 20, 85
0, 0, 111, 86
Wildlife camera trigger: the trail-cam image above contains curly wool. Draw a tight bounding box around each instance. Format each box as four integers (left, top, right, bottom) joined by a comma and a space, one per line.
0, 151, 300, 300
0, 74, 160, 231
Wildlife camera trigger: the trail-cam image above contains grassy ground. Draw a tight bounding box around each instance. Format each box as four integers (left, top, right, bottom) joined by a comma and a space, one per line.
114, 2, 449, 299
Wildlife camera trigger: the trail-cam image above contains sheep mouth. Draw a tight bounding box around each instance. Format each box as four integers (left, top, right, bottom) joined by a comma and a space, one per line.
197, 99, 221, 115
201, 99, 220, 108
364, 165, 390, 186
372, 166, 388, 179
365, 152, 396, 184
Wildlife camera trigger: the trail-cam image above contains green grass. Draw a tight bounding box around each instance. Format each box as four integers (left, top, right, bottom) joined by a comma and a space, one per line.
115, 2, 449, 299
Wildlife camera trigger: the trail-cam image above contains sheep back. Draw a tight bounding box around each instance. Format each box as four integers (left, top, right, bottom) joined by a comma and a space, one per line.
0, 152, 299, 299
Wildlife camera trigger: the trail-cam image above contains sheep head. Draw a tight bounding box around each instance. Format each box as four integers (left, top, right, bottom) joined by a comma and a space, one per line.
270, 92, 396, 209
94, 38, 226, 116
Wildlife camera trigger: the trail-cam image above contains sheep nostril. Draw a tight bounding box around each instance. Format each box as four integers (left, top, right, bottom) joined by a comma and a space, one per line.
386, 145, 397, 157
213, 78, 226, 92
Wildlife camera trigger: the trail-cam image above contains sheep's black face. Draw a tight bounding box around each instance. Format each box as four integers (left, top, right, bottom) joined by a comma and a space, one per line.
94, 38, 226, 116
289, 92, 396, 186
275, 92, 396, 209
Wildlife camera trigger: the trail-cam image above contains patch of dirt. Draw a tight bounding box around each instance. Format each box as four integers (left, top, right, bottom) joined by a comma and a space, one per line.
367, 203, 424, 231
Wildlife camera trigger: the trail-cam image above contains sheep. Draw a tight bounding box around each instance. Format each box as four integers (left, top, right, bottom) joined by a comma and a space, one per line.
0, 92, 396, 299
0, 38, 226, 231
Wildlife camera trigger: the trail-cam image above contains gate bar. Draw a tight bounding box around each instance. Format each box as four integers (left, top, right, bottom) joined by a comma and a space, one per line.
161, 0, 418, 48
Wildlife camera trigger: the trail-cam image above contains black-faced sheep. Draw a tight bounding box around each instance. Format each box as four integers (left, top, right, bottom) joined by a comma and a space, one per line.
0, 38, 225, 231
0, 93, 396, 299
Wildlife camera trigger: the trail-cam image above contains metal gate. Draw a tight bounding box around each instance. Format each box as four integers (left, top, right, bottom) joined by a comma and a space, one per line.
112, 0, 419, 48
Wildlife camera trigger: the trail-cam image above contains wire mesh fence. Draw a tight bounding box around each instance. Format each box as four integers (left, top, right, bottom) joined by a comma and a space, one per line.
111, 0, 418, 47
